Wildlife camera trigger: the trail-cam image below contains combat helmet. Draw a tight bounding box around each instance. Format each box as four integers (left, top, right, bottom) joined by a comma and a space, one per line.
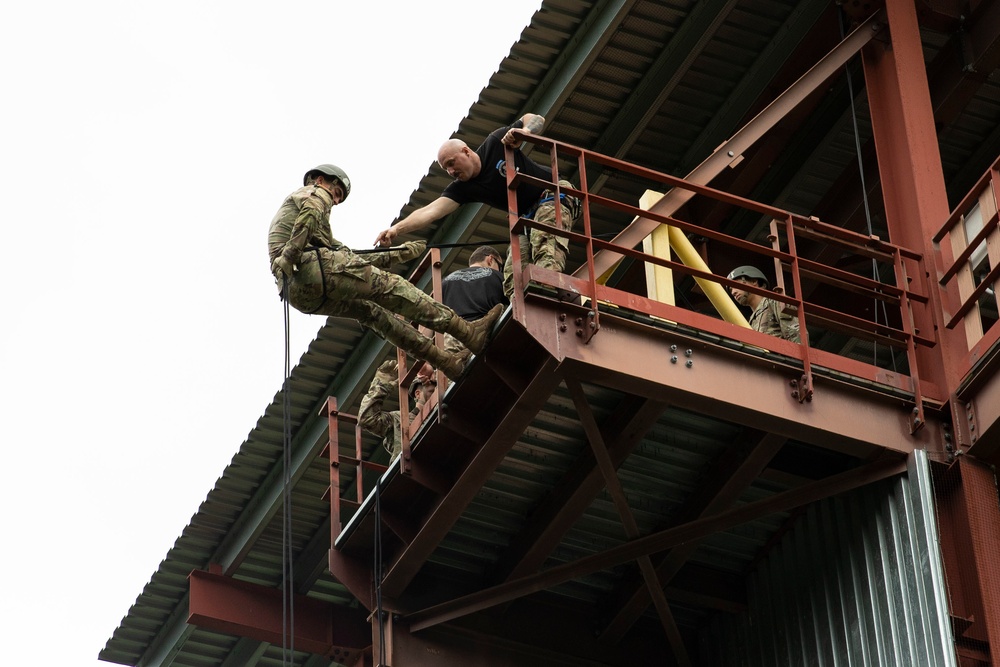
408, 375, 438, 402
727, 265, 768, 288
304, 164, 351, 200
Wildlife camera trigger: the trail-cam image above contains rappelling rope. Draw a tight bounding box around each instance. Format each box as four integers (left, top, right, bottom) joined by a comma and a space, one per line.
374, 477, 386, 666
280, 279, 296, 664
839, 8, 897, 372
352, 239, 509, 254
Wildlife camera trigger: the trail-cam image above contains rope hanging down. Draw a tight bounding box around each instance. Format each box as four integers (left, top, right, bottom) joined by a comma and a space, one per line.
352, 239, 508, 255
280, 281, 296, 664
838, 8, 896, 371
374, 478, 387, 666
352, 231, 622, 255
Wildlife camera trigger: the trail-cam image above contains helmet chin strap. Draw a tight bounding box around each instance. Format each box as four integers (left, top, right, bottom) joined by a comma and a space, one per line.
314, 178, 340, 200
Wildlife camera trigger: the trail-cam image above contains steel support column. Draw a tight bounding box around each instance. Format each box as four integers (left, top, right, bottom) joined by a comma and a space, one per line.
934, 456, 1000, 659
861, 0, 966, 397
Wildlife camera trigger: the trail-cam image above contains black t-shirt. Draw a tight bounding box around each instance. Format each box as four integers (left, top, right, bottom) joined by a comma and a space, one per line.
441, 120, 552, 215
441, 266, 509, 321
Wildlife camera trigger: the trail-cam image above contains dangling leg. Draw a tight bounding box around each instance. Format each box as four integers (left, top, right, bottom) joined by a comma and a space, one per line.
358, 267, 502, 355
338, 299, 469, 380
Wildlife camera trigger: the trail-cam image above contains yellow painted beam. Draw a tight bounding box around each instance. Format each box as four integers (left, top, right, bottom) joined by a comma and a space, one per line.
640, 191, 675, 306
641, 190, 751, 329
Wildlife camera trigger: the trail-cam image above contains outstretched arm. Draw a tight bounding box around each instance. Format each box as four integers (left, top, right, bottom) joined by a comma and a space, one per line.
374, 196, 460, 246
502, 113, 545, 145
358, 361, 398, 437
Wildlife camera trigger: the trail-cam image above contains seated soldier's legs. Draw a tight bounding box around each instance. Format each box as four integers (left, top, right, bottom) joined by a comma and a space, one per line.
530, 181, 577, 272
501, 238, 529, 299
502, 181, 579, 298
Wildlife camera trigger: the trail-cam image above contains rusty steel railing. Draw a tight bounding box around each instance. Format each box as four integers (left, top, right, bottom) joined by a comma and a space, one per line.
324, 135, 947, 539
932, 155, 1000, 377
504, 131, 937, 426
322, 248, 448, 543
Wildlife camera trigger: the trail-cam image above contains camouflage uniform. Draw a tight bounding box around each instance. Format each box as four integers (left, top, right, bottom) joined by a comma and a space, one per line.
358, 361, 426, 459
502, 180, 580, 298
268, 184, 470, 364
749, 297, 801, 343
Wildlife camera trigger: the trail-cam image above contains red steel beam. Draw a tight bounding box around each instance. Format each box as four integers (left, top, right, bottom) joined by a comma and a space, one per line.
494, 396, 667, 583
928, 0, 1000, 125
565, 378, 691, 667
187, 569, 370, 661
934, 457, 1000, 652
379, 357, 564, 599
599, 433, 786, 644
405, 456, 907, 631
862, 0, 967, 397
962, 348, 1000, 462
521, 299, 945, 458
577, 9, 886, 281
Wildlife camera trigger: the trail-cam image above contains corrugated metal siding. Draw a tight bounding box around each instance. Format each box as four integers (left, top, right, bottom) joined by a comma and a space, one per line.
699, 450, 956, 667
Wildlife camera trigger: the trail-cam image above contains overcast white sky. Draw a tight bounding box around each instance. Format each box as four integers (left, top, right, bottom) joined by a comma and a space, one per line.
0, 1, 541, 664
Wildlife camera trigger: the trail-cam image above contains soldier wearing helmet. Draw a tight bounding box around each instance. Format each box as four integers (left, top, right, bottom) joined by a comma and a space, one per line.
267, 165, 503, 380
358, 360, 437, 459
727, 265, 800, 343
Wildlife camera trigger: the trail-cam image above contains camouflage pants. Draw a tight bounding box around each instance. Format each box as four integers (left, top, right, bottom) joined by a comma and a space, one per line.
287, 248, 453, 357
502, 180, 580, 298
443, 332, 472, 367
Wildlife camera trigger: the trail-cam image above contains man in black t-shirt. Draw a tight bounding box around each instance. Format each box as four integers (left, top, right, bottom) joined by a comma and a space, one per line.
373, 113, 580, 298
440, 246, 510, 370
442, 246, 509, 321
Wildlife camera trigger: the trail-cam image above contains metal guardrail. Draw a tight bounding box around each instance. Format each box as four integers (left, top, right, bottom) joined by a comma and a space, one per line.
932, 155, 1000, 374
324, 134, 952, 538
504, 131, 937, 427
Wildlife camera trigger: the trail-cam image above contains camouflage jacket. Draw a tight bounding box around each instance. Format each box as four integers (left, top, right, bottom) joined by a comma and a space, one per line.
749, 297, 800, 343
358, 373, 423, 459
268, 184, 424, 275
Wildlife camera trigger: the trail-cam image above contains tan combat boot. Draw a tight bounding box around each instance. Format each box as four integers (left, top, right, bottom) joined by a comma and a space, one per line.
446, 304, 504, 355
422, 344, 467, 381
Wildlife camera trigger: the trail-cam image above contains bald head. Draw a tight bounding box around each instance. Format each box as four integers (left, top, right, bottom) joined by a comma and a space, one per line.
437, 139, 467, 162
437, 139, 480, 181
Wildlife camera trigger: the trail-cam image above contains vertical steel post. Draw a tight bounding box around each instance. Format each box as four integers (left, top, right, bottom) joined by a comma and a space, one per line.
327, 397, 343, 542
861, 0, 963, 402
